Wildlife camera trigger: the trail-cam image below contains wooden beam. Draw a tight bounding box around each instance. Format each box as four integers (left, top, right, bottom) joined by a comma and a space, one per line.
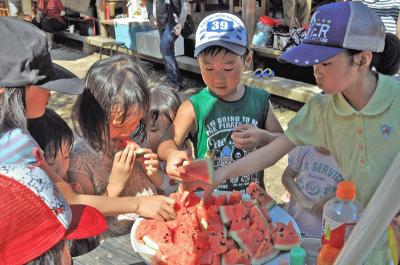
243, 0, 256, 44
241, 71, 320, 103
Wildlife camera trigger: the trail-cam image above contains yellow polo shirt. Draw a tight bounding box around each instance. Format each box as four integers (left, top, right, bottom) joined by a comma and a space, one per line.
285, 73, 400, 265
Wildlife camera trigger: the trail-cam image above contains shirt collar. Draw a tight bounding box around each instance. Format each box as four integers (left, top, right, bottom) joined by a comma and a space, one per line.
332, 74, 394, 116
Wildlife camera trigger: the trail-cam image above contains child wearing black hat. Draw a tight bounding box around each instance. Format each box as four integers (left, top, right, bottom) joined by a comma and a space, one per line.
0, 17, 176, 220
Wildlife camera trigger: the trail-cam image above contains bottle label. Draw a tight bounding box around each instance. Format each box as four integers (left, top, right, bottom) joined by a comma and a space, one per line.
321, 215, 356, 249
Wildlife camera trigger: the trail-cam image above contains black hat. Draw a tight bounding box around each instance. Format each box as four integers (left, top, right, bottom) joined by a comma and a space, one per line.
0, 17, 83, 94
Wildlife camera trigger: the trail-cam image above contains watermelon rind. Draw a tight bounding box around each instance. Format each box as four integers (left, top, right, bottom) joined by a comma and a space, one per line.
142, 235, 160, 251
274, 241, 301, 251
219, 205, 234, 226
251, 249, 280, 265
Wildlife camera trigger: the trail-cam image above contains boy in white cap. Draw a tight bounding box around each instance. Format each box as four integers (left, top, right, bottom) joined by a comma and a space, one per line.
172, 13, 283, 192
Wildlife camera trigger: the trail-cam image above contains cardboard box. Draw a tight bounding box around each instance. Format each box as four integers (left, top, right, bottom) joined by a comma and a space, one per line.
136, 30, 184, 59
114, 18, 152, 50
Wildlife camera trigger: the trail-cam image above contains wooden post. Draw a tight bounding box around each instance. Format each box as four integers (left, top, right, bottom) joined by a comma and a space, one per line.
243, 0, 256, 44
260, 0, 269, 16
96, 0, 108, 37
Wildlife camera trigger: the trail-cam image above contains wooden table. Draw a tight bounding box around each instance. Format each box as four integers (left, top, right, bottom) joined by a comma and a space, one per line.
73, 234, 146, 265
74, 234, 319, 265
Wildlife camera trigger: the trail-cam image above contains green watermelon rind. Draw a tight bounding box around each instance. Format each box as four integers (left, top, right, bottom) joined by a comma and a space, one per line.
251, 205, 270, 226
274, 241, 301, 251
142, 235, 160, 251
219, 205, 233, 226
228, 230, 246, 250
264, 201, 276, 211
251, 249, 280, 265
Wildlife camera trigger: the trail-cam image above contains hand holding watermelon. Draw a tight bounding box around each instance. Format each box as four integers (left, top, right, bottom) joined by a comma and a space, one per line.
165, 149, 192, 180
136, 195, 176, 221
108, 143, 137, 197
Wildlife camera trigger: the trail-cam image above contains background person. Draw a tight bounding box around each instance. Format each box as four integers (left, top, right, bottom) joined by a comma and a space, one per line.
32, 0, 67, 50
146, 0, 189, 90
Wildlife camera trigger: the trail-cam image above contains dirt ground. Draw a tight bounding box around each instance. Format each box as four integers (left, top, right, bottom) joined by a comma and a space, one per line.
49, 41, 297, 203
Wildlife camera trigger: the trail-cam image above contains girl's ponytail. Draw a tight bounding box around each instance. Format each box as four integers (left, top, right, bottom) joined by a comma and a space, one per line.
373, 33, 400, 76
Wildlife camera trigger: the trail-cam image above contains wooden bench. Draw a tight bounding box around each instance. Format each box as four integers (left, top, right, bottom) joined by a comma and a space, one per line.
84, 35, 201, 73
242, 71, 320, 103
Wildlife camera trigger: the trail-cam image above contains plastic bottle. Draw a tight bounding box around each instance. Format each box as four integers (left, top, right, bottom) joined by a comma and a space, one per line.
290, 246, 306, 265
317, 244, 341, 265
321, 181, 363, 250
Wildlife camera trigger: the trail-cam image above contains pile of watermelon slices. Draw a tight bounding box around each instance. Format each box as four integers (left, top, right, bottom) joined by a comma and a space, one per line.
134, 182, 301, 265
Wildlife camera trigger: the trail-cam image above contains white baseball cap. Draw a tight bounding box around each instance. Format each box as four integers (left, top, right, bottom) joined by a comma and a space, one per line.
194, 13, 248, 57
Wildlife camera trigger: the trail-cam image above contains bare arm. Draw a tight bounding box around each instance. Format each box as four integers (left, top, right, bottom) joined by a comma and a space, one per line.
263, 101, 284, 144
397, 10, 400, 39
42, 161, 175, 219
282, 165, 314, 211
215, 134, 295, 184
157, 101, 194, 179
173, 100, 196, 147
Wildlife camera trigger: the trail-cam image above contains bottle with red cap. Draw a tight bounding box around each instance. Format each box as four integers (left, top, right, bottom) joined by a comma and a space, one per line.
321, 181, 364, 249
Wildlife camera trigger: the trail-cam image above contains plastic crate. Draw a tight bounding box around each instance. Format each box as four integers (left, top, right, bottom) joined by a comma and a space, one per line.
136, 30, 184, 59
114, 17, 152, 50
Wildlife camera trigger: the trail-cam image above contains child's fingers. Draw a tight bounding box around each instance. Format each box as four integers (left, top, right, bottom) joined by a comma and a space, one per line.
114, 150, 122, 162
143, 152, 158, 160
234, 124, 252, 131
161, 200, 176, 219
158, 208, 174, 221
119, 144, 131, 163
125, 144, 136, 167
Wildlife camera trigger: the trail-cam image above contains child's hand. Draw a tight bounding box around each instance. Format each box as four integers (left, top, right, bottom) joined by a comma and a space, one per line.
180, 179, 215, 201
139, 149, 159, 177
70, 181, 85, 194
311, 193, 335, 216
166, 150, 191, 180
298, 196, 315, 212
136, 195, 176, 221
311, 200, 325, 216
108, 144, 136, 196
231, 124, 267, 151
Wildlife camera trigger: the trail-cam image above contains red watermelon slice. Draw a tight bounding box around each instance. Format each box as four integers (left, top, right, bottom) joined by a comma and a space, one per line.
247, 182, 276, 210
229, 228, 264, 256
251, 236, 280, 265
177, 159, 214, 183
274, 221, 301, 251
221, 249, 252, 265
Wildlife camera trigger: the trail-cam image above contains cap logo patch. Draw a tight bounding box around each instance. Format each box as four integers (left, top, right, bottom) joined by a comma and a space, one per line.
307, 11, 331, 43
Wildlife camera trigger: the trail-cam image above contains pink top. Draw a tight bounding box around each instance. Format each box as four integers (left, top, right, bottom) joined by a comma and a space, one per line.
37, 0, 66, 25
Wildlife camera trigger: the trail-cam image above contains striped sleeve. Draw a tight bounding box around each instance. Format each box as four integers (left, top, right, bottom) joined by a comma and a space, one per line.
0, 128, 41, 165
362, 0, 400, 34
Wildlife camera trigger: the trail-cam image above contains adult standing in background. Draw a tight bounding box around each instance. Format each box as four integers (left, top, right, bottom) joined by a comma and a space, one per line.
146, 0, 189, 90
360, 0, 400, 39
32, 0, 67, 50
282, 0, 312, 27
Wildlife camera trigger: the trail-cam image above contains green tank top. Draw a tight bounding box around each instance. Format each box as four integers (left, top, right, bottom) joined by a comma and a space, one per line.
189, 86, 270, 192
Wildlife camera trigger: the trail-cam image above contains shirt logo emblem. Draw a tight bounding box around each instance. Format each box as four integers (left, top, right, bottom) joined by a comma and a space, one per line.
380, 125, 392, 140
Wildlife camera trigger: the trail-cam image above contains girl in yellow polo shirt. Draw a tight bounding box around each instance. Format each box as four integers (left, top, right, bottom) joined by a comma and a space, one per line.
206, 2, 400, 265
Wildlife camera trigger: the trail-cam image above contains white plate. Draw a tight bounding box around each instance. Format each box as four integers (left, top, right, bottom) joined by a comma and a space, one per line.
130, 191, 301, 265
